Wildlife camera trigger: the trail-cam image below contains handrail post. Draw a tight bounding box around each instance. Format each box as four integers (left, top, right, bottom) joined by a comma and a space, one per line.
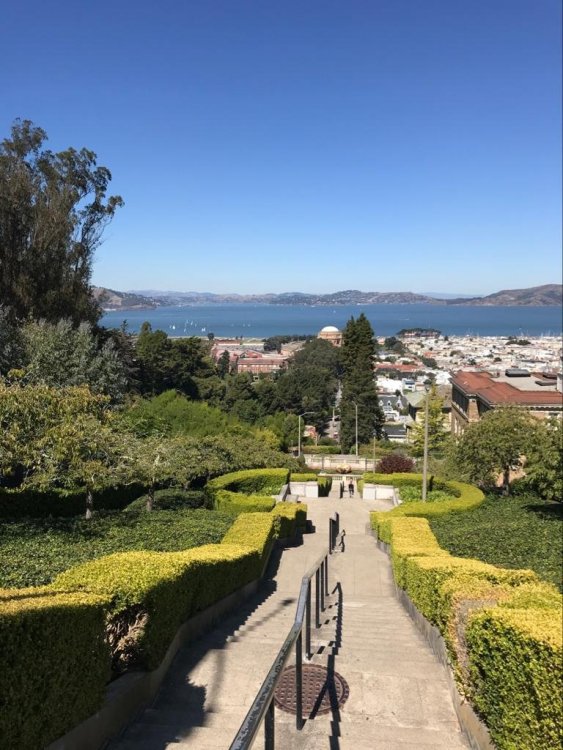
324, 554, 329, 597
265, 699, 274, 750
315, 569, 320, 628
320, 559, 325, 612
305, 580, 311, 659
296, 633, 303, 730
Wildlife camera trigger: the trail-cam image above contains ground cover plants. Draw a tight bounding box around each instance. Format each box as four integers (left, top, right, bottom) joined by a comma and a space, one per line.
0, 508, 233, 589
430, 492, 563, 591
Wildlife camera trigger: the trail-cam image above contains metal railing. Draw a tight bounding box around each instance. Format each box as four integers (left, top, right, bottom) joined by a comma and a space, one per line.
229, 513, 340, 750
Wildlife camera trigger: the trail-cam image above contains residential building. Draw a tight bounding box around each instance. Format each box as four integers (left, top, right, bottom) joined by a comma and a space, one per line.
450, 369, 563, 434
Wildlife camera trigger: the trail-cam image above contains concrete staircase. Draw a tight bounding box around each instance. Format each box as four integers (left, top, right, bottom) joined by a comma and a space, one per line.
107, 498, 469, 749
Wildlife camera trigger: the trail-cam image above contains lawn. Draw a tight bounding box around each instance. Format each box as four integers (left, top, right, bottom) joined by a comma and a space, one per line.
0, 508, 234, 589
430, 493, 563, 591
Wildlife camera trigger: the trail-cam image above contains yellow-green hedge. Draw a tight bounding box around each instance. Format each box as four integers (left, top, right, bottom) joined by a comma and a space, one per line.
0, 588, 111, 749
372, 500, 563, 750
271, 502, 308, 538
207, 468, 290, 514
370, 476, 484, 523
213, 489, 276, 514
467, 605, 563, 750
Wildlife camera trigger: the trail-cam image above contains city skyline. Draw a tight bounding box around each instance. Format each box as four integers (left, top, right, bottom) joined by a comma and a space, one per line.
2, 0, 561, 295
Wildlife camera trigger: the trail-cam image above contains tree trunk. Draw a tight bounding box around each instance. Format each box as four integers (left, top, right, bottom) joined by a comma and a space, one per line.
146, 486, 154, 512
86, 488, 94, 519
502, 466, 511, 495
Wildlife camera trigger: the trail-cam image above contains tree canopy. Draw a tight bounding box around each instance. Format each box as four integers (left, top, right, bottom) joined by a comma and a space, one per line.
340, 314, 384, 451
0, 119, 123, 324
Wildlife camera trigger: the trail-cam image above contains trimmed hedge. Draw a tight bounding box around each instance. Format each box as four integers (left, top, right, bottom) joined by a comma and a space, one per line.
0, 483, 146, 519
371, 489, 563, 750
0, 588, 111, 749
290, 472, 318, 483
368, 474, 484, 520
213, 489, 275, 514
125, 488, 207, 511
271, 503, 308, 538
206, 468, 289, 514
290, 473, 332, 497
207, 468, 289, 497
467, 605, 563, 750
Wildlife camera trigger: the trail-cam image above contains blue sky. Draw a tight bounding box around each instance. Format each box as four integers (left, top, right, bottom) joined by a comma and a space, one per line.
2, 0, 561, 295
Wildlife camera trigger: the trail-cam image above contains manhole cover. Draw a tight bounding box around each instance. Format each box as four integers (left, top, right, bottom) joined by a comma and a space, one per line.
274, 664, 349, 717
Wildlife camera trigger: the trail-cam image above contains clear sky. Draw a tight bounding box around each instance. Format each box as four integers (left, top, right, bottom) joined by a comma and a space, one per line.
2, 0, 561, 295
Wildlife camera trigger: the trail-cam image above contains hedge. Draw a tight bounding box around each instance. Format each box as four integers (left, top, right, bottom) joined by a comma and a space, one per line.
467, 605, 563, 750
207, 468, 289, 497
0, 483, 146, 519
206, 469, 289, 514
368, 474, 484, 520
371, 493, 563, 749
52, 512, 279, 675
0, 588, 111, 749
271, 503, 308, 538
213, 489, 276, 514
125, 488, 207, 511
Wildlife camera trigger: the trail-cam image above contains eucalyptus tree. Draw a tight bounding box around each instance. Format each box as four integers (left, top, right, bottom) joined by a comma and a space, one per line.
0, 119, 123, 323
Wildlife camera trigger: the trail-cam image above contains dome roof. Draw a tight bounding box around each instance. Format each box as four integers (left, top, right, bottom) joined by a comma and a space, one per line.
320, 325, 340, 333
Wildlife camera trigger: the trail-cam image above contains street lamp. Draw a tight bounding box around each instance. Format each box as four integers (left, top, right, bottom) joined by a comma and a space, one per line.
351, 400, 359, 457
297, 412, 313, 457
421, 385, 430, 501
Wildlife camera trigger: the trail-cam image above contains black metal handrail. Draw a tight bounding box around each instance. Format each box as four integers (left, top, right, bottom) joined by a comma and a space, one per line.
229, 513, 340, 750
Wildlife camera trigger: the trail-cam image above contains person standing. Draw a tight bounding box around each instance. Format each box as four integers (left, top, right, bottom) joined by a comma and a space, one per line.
348, 478, 354, 498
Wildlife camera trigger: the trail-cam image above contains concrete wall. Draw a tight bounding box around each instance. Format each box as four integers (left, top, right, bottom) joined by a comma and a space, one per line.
362, 484, 400, 504
304, 454, 378, 472
289, 481, 318, 498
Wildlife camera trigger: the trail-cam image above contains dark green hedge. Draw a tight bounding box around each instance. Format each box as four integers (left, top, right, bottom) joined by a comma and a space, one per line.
0, 588, 110, 750
0, 483, 146, 519
125, 488, 207, 512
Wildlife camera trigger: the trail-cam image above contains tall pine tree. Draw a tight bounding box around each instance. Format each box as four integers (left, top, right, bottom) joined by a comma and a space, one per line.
340, 314, 384, 452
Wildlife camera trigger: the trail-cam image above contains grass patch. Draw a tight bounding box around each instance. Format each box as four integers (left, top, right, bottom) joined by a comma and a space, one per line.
0, 508, 233, 589
430, 493, 563, 591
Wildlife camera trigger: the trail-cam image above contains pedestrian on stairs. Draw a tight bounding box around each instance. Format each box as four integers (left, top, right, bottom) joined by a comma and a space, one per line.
348, 479, 354, 498
340, 480, 345, 498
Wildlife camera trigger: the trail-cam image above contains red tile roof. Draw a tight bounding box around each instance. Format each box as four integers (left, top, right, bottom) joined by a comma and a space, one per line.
452, 371, 563, 407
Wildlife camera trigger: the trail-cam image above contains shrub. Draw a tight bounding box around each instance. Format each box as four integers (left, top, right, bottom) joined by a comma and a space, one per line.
207, 468, 289, 497
372, 503, 562, 749
271, 503, 308, 538
0, 483, 146, 519
302, 445, 341, 454
376, 454, 414, 474
0, 508, 233, 588
52, 551, 201, 671
467, 606, 563, 750
213, 489, 275, 515
318, 476, 332, 497
0, 588, 110, 750
222, 512, 279, 560
290, 472, 318, 483
125, 488, 207, 511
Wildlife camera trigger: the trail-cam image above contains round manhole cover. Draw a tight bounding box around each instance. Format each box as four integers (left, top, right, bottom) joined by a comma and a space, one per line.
274, 664, 349, 717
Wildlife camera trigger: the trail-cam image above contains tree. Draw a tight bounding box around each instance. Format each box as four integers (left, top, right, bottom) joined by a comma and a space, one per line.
340, 314, 384, 451
410, 386, 449, 457
0, 310, 24, 375
0, 119, 123, 323
217, 350, 231, 378
524, 419, 563, 503
452, 407, 537, 494
0, 382, 108, 484
125, 433, 196, 511
20, 320, 128, 401
28, 412, 124, 518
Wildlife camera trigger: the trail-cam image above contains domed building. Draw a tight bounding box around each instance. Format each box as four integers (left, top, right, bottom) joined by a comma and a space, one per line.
317, 325, 343, 347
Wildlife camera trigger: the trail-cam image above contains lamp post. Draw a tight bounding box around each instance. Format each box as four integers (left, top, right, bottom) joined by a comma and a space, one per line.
297, 412, 313, 458
422, 386, 430, 502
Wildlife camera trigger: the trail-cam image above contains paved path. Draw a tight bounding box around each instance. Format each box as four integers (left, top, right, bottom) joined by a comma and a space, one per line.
108, 497, 468, 749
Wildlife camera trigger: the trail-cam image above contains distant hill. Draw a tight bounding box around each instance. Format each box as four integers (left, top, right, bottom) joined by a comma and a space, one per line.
92, 287, 157, 310
445, 284, 562, 307
93, 283, 562, 309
